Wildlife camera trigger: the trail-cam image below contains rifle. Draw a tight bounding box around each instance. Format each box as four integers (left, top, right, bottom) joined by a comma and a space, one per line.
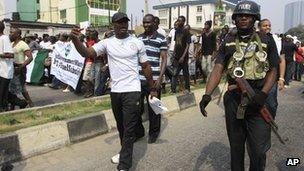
235, 77, 286, 144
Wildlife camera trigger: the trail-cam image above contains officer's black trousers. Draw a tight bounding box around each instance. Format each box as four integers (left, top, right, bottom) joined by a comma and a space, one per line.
224, 90, 271, 171
110, 92, 141, 170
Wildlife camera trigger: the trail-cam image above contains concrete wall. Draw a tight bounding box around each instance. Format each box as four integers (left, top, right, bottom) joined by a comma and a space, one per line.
39, 0, 59, 23
58, 0, 76, 24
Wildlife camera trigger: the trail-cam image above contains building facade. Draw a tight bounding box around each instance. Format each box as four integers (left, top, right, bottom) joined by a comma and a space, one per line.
39, 0, 59, 23
17, 0, 40, 21
153, 0, 237, 30
0, 0, 17, 21
284, 1, 304, 32
39, 0, 126, 26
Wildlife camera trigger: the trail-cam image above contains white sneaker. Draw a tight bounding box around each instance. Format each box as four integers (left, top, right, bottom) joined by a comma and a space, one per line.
284, 85, 290, 88
111, 153, 120, 164
62, 88, 70, 93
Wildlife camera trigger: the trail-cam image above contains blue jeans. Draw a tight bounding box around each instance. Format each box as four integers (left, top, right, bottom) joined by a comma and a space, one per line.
95, 67, 110, 96
285, 61, 295, 85
265, 83, 278, 118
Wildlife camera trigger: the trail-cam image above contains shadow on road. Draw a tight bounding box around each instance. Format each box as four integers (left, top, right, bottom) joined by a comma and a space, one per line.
193, 142, 230, 171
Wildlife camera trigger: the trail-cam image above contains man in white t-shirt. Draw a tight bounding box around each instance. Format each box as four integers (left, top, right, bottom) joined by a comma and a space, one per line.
0, 21, 14, 111
154, 16, 166, 37
39, 34, 51, 49
167, 21, 178, 66
70, 12, 157, 171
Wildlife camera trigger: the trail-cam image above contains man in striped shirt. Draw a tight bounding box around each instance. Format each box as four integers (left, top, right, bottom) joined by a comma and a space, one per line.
137, 14, 168, 144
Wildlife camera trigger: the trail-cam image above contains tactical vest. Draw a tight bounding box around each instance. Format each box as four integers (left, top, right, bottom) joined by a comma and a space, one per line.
227, 33, 270, 80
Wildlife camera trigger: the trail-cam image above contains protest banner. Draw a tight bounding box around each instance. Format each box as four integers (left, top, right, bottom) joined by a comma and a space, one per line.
51, 42, 84, 89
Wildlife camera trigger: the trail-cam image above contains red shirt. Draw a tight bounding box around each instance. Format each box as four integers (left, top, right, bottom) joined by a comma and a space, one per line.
295, 47, 304, 63
85, 39, 96, 63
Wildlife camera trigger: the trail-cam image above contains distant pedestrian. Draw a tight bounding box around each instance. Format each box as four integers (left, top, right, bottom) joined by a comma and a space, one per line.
200, 20, 217, 80
171, 16, 191, 94
0, 21, 14, 112
9, 27, 34, 109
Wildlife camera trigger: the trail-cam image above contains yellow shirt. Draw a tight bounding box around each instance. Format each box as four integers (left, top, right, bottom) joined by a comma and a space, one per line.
12, 40, 30, 64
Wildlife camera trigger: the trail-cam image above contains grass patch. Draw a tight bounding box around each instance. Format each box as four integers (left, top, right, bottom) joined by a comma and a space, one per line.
0, 98, 111, 134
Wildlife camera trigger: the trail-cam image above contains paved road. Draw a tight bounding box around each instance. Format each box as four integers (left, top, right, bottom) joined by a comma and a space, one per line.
12, 81, 304, 171
26, 85, 84, 107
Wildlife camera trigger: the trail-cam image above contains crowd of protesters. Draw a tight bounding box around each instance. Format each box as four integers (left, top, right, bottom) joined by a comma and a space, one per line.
1, 13, 304, 114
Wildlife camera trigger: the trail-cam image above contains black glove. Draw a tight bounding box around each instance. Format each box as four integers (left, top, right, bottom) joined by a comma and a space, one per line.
250, 91, 268, 108
199, 94, 212, 117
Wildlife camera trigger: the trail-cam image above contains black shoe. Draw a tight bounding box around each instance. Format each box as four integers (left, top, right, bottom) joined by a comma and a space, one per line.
1, 162, 14, 171
19, 100, 28, 109
148, 136, 157, 144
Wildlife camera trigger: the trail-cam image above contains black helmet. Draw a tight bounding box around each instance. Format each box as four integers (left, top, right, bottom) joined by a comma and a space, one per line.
232, 0, 261, 21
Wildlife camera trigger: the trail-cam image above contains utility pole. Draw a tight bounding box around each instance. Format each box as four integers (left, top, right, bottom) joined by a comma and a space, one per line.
108, 0, 111, 26
144, 0, 149, 15
131, 14, 133, 30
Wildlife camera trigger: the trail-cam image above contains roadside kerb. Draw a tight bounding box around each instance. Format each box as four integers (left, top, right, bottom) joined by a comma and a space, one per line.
0, 85, 226, 165
0, 133, 21, 164
66, 113, 108, 143
15, 121, 69, 159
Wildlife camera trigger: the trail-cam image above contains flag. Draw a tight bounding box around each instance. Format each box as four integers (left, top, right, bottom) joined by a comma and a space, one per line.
26, 49, 49, 83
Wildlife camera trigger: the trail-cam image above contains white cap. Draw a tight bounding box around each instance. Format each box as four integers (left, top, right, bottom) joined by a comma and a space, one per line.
286, 35, 293, 39
148, 95, 168, 115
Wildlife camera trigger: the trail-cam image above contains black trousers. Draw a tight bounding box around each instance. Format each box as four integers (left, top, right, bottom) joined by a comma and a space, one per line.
171, 58, 190, 92
0, 77, 10, 111
137, 81, 161, 138
224, 90, 271, 171
110, 92, 141, 170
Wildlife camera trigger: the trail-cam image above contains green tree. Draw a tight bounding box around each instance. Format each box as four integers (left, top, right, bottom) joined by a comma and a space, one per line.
286, 25, 304, 42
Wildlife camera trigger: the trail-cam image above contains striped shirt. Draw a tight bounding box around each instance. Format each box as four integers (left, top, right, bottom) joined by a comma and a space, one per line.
138, 31, 167, 80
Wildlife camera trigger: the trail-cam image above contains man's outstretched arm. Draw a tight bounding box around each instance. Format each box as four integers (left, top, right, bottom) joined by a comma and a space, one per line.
70, 28, 97, 58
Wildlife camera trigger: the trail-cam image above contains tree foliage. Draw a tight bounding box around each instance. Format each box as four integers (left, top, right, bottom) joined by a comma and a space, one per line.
286, 25, 304, 42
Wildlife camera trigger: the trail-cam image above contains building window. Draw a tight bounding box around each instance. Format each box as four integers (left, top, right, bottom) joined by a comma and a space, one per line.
37, 10, 40, 19
90, 14, 110, 27
88, 0, 120, 11
196, 16, 202, 24
60, 10, 66, 19
159, 9, 167, 17
197, 6, 202, 13
159, 19, 167, 26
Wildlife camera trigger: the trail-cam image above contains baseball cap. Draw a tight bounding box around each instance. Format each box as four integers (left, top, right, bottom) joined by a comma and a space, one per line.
112, 12, 130, 23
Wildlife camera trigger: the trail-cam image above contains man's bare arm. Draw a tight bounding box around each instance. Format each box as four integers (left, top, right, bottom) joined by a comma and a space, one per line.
0, 53, 14, 58
70, 28, 97, 58
261, 68, 277, 94
141, 61, 154, 89
157, 50, 168, 84
205, 63, 224, 95
23, 50, 33, 67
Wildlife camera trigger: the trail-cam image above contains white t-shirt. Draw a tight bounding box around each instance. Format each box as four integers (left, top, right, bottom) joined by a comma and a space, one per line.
0, 35, 14, 79
189, 35, 198, 57
92, 35, 148, 93
168, 29, 176, 51
40, 41, 52, 49
157, 27, 166, 37
272, 34, 282, 55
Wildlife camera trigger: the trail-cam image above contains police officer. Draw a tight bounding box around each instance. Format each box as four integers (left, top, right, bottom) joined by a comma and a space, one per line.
199, 1, 279, 170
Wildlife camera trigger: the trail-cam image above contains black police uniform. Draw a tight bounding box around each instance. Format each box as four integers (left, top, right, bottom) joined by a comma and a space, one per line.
215, 31, 279, 170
